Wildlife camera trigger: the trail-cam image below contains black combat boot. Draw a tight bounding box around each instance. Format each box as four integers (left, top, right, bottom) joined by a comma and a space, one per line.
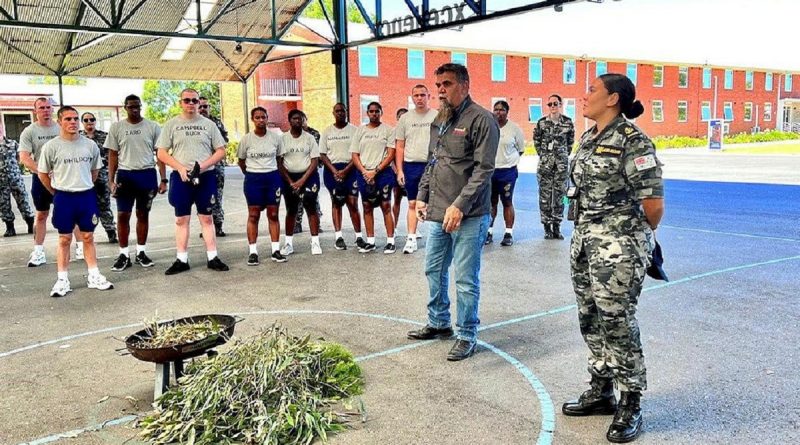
606, 391, 643, 443
25, 216, 34, 234
3, 221, 16, 237
552, 223, 564, 240
562, 375, 617, 416
106, 229, 118, 244
543, 223, 554, 239
215, 222, 226, 237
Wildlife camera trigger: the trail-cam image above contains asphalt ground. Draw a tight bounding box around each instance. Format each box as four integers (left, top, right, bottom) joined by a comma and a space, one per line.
1, 152, 798, 445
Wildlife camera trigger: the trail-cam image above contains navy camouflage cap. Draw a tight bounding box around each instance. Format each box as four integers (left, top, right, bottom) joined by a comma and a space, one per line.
646, 240, 669, 281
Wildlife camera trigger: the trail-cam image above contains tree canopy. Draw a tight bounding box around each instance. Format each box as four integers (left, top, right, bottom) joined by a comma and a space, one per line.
142, 80, 221, 124
303, 0, 365, 23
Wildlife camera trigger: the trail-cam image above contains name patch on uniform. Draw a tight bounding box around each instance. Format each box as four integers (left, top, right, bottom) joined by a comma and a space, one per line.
594, 146, 622, 156
453, 128, 466, 136
634, 154, 657, 171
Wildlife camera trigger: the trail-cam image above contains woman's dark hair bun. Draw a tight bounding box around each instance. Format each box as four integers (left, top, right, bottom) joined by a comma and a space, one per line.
625, 100, 645, 119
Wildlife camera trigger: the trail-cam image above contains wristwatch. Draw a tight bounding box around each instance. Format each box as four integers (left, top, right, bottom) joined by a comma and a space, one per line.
161, 179, 168, 184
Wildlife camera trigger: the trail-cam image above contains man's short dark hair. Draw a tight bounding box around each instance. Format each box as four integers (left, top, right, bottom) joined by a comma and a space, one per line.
411, 84, 428, 93
199, 96, 208, 101
288, 109, 304, 121
250, 106, 267, 118
124, 94, 141, 104
434, 63, 469, 84
57, 106, 78, 120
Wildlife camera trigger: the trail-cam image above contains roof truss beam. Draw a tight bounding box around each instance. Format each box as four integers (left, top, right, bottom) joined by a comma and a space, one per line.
80, 0, 113, 27
0, 0, 17, 21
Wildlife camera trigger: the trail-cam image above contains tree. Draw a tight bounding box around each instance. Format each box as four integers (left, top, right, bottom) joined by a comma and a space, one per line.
303, 0, 365, 23
142, 80, 221, 124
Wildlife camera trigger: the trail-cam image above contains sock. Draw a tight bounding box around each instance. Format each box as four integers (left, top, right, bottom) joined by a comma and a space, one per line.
284, 235, 293, 246
206, 250, 218, 261
57, 271, 68, 281
34, 244, 44, 253
177, 252, 189, 263
311, 236, 320, 244
387, 235, 394, 243
119, 246, 130, 257
355, 231, 363, 239
487, 227, 493, 235
367, 236, 375, 245
136, 244, 146, 254
88, 267, 100, 277
271, 242, 280, 253
407, 233, 416, 241
335, 231, 343, 239
249, 244, 258, 255
505, 228, 513, 235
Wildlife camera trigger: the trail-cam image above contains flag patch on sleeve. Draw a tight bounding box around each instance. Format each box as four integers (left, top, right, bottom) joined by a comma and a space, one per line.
634, 154, 657, 171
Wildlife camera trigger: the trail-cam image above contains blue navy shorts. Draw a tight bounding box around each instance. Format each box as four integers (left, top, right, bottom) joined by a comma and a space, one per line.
491, 166, 519, 206
402, 161, 427, 201
115, 168, 158, 213
323, 162, 359, 204
31, 174, 54, 211
357, 169, 396, 205
167, 170, 217, 217
52, 189, 99, 234
244, 170, 282, 208
282, 170, 320, 211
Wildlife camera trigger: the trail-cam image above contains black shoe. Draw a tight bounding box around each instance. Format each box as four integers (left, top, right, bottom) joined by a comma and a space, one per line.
165, 259, 190, 275
383, 243, 396, 254
207, 256, 229, 271
215, 223, 226, 237
3, 221, 16, 237
500, 233, 513, 246
111, 254, 132, 271
355, 237, 367, 249
358, 243, 376, 253
543, 223, 554, 239
446, 339, 477, 361
25, 216, 34, 234
107, 230, 118, 244
484, 232, 493, 245
562, 376, 617, 416
407, 325, 454, 340
247, 253, 259, 266
552, 223, 564, 240
271, 250, 288, 263
607, 392, 643, 443
135, 251, 154, 268
335, 237, 347, 250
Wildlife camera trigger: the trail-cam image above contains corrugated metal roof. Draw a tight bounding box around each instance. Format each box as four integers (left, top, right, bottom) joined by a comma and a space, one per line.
0, 0, 319, 81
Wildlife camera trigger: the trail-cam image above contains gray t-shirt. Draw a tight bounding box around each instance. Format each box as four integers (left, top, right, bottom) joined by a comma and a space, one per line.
279, 132, 319, 174
238, 131, 282, 173
395, 109, 437, 162
38, 136, 102, 192
19, 122, 60, 161
495, 121, 526, 169
349, 123, 395, 170
319, 123, 358, 164
156, 115, 226, 169
106, 119, 161, 170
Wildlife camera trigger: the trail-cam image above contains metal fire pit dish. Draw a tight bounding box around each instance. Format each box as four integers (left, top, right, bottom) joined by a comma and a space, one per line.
125, 314, 237, 363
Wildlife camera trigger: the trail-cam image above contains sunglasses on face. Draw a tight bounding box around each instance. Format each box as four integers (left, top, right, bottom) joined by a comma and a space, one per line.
83, 118, 96, 123
181, 98, 199, 104
547, 102, 561, 107
198, 104, 209, 109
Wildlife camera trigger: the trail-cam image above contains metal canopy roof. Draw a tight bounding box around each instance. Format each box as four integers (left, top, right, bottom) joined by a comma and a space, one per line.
0, 0, 329, 81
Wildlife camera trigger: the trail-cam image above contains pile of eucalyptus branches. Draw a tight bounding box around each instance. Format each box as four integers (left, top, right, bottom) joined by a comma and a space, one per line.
138, 325, 364, 444
133, 318, 222, 349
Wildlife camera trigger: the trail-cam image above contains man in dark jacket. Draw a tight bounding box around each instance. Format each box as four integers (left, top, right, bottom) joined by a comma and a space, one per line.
407, 63, 499, 361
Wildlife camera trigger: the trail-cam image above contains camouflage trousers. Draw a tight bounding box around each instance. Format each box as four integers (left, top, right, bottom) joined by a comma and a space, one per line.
0, 168, 34, 222
212, 164, 225, 226
537, 152, 569, 224
570, 219, 649, 392
94, 168, 116, 232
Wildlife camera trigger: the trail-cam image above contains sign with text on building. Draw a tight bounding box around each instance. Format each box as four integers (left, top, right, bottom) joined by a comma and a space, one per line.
708, 118, 724, 151
378, 2, 476, 36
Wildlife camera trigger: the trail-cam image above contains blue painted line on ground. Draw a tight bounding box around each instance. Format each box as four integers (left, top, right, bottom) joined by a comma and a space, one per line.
356, 340, 432, 362
19, 415, 138, 445
660, 224, 800, 243
0, 323, 140, 359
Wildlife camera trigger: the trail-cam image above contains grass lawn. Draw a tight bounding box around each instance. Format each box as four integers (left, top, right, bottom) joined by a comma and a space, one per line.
720, 142, 800, 155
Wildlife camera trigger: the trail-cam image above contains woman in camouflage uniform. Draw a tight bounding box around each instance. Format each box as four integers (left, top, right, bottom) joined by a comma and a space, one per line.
561, 74, 664, 444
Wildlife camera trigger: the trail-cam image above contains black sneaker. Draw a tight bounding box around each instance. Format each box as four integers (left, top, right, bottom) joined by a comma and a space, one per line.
383, 243, 396, 254
358, 243, 376, 253
207, 257, 229, 271
484, 232, 493, 245
247, 253, 259, 266
447, 339, 477, 361
135, 251, 154, 268
111, 254, 132, 271
165, 259, 190, 275
500, 233, 514, 246
335, 237, 347, 250
355, 237, 367, 249
271, 251, 288, 263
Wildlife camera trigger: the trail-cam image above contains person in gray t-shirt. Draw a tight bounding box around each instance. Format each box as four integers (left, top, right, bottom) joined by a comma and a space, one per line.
37, 106, 114, 298
156, 88, 229, 275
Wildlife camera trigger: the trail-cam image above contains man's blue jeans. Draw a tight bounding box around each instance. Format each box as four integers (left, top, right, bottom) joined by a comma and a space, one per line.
424, 214, 490, 342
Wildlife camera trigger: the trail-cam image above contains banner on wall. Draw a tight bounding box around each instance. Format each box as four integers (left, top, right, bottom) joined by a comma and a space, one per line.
708, 119, 724, 150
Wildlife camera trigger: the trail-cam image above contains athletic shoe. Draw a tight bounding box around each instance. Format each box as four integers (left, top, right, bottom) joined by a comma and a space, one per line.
75, 245, 84, 260
247, 253, 259, 266
358, 243, 376, 253
271, 251, 288, 263
135, 251, 154, 268
165, 259, 190, 275
50, 278, 72, 298
416, 233, 423, 239
500, 233, 514, 246
383, 243, 396, 254
280, 243, 294, 256
355, 237, 367, 250
111, 254, 132, 271
87, 273, 114, 291
311, 240, 322, 255
27, 250, 46, 267
403, 239, 417, 254
207, 257, 230, 271
484, 233, 493, 245
334, 237, 347, 250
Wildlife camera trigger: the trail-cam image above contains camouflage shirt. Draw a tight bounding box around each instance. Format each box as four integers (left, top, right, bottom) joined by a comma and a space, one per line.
570, 116, 663, 224
533, 114, 575, 154
0, 137, 20, 172
80, 129, 109, 169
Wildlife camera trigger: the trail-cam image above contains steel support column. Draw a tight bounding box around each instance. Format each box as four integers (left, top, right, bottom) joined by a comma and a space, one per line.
57, 74, 64, 105
333, 0, 349, 119
242, 80, 250, 134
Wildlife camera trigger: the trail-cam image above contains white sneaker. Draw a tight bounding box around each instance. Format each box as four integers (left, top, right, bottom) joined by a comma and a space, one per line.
403, 238, 418, 254
280, 243, 294, 256
75, 245, 84, 261
87, 273, 114, 291
311, 240, 322, 255
50, 278, 72, 297
28, 250, 46, 267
